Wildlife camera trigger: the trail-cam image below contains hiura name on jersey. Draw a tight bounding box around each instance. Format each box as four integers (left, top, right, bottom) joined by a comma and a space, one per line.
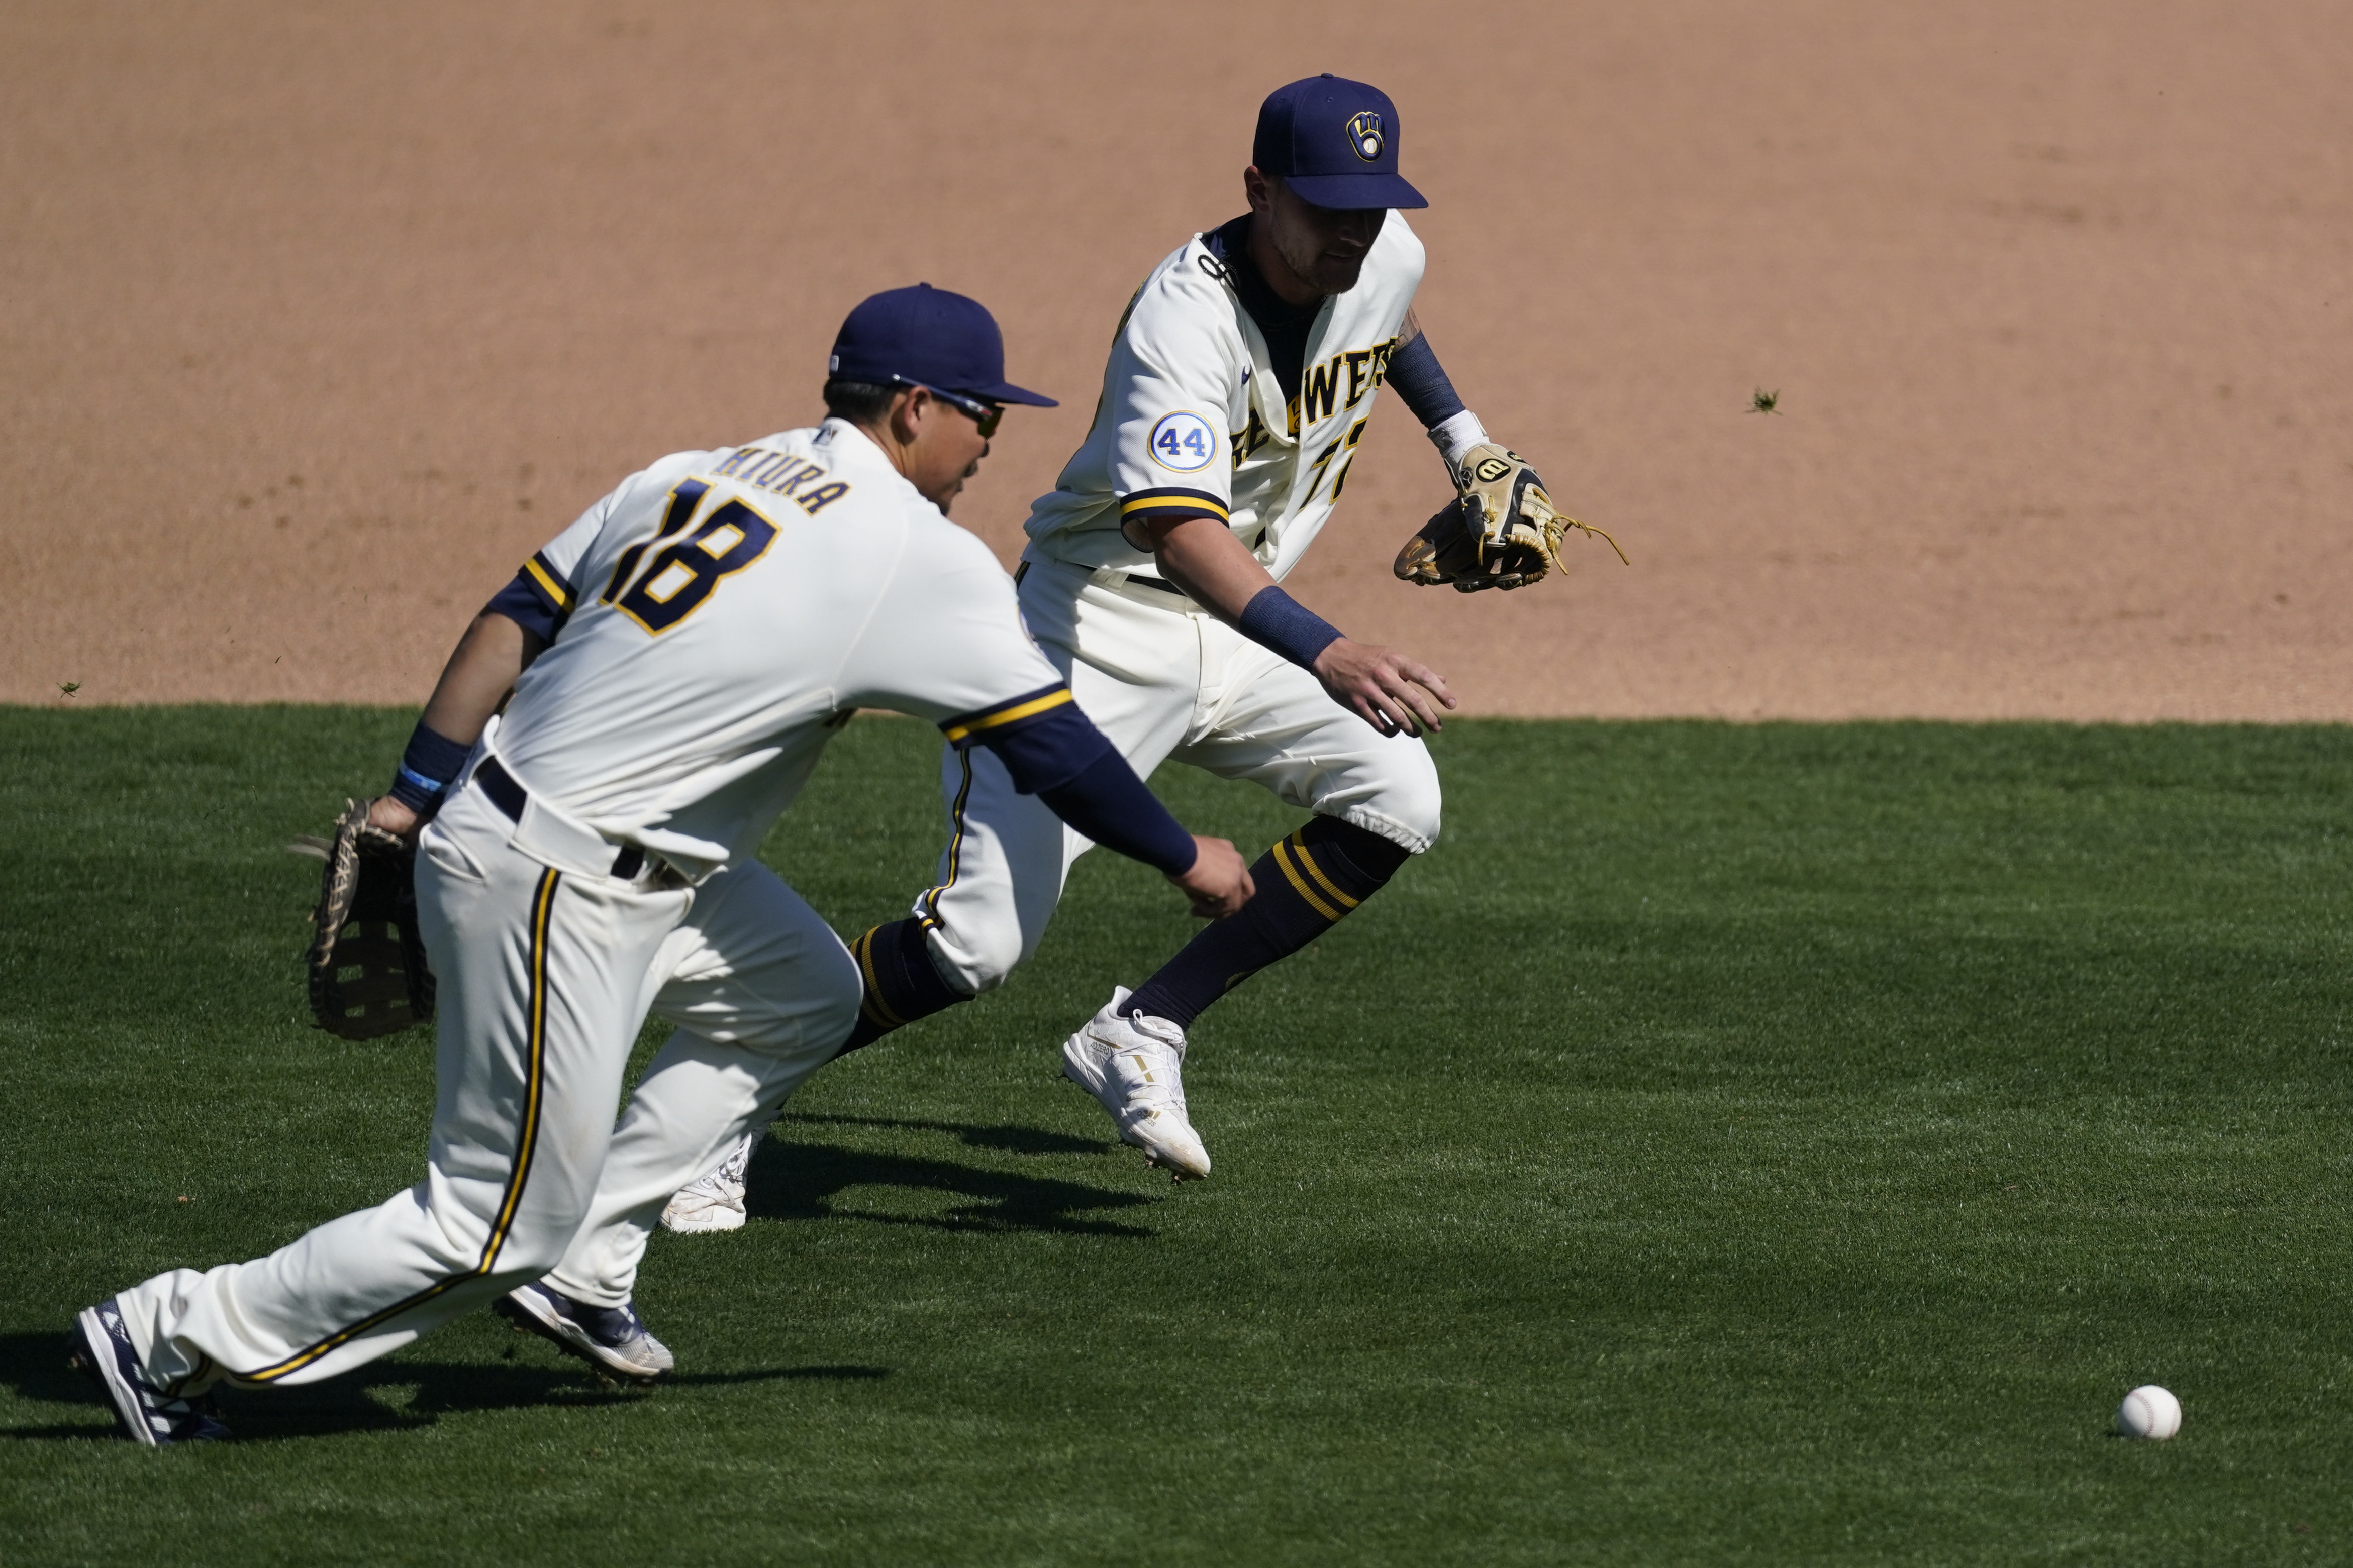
709, 446, 853, 513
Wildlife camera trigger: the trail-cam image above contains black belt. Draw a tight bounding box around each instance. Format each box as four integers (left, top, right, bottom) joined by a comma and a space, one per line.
1017, 557, 1189, 602
1116, 570, 1193, 603
474, 756, 650, 880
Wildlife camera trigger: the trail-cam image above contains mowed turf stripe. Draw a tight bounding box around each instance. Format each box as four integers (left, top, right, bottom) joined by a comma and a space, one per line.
1, 709, 2349, 1566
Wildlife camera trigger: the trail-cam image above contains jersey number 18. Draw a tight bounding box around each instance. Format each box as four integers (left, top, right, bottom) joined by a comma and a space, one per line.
602, 478, 780, 635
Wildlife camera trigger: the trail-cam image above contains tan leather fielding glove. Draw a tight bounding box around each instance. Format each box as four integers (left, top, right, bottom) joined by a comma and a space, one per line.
1395, 445, 1625, 592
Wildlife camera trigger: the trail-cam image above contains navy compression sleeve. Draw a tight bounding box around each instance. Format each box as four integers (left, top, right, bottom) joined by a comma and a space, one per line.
953, 692, 1112, 794
1383, 334, 1467, 429
937, 685, 1198, 875
1035, 751, 1198, 876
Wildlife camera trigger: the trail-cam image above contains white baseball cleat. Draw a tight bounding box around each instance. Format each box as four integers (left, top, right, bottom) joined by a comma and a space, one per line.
1060, 986, 1211, 1179
659, 1129, 758, 1234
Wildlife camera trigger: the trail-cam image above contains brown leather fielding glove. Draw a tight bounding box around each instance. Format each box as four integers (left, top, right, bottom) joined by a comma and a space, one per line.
303, 799, 435, 1039
1395, 446, 1626, 592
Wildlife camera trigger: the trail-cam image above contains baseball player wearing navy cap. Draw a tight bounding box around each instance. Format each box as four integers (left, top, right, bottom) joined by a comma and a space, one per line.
828, 282, 1062, 417
656, 75, 1557, 1215
66, 286, 1255, 1439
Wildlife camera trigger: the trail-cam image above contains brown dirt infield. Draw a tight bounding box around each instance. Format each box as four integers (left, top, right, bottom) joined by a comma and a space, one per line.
4, 2, 2346, 719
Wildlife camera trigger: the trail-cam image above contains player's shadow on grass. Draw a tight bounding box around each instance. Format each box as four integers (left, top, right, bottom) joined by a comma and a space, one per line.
781, 1111, 1116, 1157
747, 1133, 1155, 1237
0, 1331, 888, 1442
215, 1358, 886, 1442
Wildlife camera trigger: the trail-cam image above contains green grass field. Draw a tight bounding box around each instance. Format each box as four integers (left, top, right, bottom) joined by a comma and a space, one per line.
4, 709, 2350, 1564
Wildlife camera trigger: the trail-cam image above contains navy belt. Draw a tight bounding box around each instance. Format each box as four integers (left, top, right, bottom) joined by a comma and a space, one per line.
475, 757, 650, 880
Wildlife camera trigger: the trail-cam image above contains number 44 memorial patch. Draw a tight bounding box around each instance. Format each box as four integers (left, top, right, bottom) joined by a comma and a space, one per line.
1148, 410, 1218, 472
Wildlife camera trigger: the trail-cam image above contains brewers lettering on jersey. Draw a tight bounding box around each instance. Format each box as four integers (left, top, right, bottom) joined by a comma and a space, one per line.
66, 285, 1256, 1440
660, 72, 1568, 1230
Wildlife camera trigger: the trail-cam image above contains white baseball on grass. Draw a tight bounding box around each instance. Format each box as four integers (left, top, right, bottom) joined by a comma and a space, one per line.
2117, 1384, 2182, 1440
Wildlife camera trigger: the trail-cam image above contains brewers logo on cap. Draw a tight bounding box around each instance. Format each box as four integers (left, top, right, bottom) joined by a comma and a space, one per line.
1348, 111, 1385, 162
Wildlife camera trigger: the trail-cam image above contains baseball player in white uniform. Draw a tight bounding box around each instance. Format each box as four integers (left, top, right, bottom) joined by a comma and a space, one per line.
662, 74, 1542, 1226
67, 285, 1254, 1442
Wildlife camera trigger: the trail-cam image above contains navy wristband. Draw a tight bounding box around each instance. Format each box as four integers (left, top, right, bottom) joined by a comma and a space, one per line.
1236, 586, 1343, 671
1383, 333, 1467, 429
386, 721, 471, 813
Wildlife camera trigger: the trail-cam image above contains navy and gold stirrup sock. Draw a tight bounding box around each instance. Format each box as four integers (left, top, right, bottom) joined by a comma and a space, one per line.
838, 918, 971, 1056
1126, 816, 1413, 1030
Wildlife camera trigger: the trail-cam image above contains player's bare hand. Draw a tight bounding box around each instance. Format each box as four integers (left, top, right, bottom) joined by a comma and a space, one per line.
366, 794, 422, 844
1311, 637, 1456, 738
1170, 835, 1254, 919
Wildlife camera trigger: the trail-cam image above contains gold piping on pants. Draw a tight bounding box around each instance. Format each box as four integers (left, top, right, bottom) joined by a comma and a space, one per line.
238, 868, 562, 1383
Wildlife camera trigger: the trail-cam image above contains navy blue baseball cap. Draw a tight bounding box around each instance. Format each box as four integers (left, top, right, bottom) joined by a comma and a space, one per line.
827, 283, 1057, 407
1252, 74, 1426, 211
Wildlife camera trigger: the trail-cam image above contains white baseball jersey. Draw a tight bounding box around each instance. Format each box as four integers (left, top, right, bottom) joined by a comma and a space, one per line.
491, 419, 1066, 879
1024, 215, 1424, 581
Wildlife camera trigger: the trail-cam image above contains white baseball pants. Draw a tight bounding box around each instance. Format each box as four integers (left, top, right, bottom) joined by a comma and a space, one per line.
919, 556, 1443, 996
112, 772, 858, 1391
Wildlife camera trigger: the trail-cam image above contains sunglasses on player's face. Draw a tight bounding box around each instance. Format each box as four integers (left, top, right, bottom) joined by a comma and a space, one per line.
890, 377, 1004, 439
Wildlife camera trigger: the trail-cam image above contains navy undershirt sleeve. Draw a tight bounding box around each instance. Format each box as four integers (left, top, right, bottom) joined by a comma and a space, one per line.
975, 700, 1115, 795
1383, 334, 1467, 429
481, 554, 574, 645
942, 692, 1198, 875
1034, 750, 1199, 876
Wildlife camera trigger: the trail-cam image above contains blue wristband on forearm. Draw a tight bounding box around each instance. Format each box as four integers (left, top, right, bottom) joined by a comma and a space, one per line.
1236, 586, 1344, 671
386, 721, 472, 813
